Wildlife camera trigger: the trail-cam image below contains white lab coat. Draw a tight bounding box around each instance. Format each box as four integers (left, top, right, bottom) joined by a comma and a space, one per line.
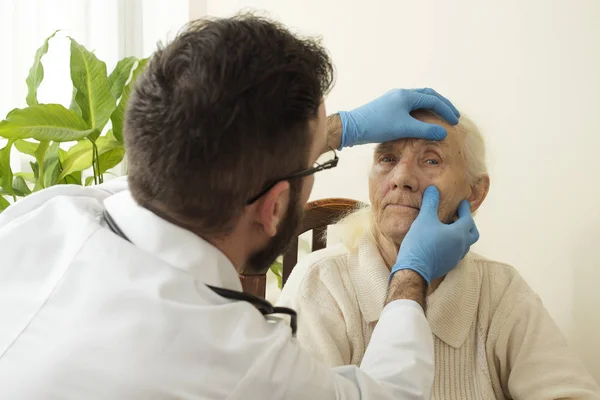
0, 178, 434, 400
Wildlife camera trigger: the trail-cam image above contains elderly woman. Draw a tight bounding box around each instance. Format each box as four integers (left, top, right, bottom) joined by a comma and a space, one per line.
277, 111, 599, 399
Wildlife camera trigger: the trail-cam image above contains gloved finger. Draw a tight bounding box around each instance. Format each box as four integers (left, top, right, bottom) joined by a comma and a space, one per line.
457, 199, 472, 220
412, 88, 461, 119
461, 244, 471, 260
469, 224, 480, 245
410, 93, 460, 126
419, 186, 441, 217
452, 200, 476, 230
401, 119, 448, 141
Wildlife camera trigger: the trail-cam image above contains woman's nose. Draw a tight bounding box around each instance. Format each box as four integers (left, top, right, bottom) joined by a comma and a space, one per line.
389, 161, 419, 192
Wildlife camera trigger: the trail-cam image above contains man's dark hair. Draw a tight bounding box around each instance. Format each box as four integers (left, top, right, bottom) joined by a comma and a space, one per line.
124, 13, 334, 236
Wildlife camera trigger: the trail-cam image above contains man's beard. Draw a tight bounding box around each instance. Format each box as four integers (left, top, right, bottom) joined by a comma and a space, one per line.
246, 183, 304, 275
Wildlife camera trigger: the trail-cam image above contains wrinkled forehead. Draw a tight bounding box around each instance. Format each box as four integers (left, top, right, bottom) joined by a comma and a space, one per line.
374, 112, 464, 155
374, 137, 447, 154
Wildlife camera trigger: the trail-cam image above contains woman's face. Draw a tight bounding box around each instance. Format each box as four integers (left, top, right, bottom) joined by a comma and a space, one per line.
368, 112, 481, 244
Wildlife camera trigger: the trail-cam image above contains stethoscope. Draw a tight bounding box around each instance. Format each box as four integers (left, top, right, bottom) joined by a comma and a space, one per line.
102, 209, 297, 336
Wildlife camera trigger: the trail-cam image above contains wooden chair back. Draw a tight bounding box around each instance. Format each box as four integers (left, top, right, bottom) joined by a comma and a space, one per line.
239, 198, 362, 298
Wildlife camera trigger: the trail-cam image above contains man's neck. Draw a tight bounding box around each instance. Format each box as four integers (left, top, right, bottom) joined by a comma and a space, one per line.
143, 201, 250, 273
376, 231, 444, 295
207, 236, 247, 272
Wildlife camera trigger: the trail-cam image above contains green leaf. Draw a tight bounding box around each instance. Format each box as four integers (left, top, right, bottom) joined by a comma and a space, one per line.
42, 142, 60, 188
33, 140, 49, 192
85, 176, 94, 186
0, 141, 14, 196
0, 196, 10, 211
34, 140, 49, 162
57, 140, 92, 179
69, 38, 116, 133
98, 147, 125, 174
108, 57, 137, 100
63, 170, 82, 185
58, 148, 67, 164
26, 30, 59, 106
58, 137, 122, 180
270, 261, 283, 276
111, 58, 148, 142
15, 172, 35, 184
14, 139, 39, 157
269, 260, 283, 289
12, 175, 31, 196
30, 162, 39, 181
69, 87, 82, 117
0, 104, 94, 142
88, 129, 102, 143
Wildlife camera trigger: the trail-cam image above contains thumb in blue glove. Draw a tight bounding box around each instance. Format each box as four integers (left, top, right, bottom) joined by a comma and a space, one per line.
339, 88, 461, 149
390, 186, 480, 284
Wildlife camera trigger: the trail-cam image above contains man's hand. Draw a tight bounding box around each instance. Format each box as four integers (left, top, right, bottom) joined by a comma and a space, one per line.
386, 270, 428, 311
337, 88, 460, 149
391, 186, 479, 284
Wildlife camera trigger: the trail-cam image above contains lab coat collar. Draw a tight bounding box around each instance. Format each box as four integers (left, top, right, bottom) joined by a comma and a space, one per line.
103, 191, 243, 291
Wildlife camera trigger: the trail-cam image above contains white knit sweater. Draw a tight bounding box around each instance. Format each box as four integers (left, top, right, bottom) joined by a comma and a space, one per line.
277, 234, 600, 399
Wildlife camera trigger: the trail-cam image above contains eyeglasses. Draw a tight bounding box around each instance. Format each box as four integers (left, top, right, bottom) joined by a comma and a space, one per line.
246, 148, 339, 205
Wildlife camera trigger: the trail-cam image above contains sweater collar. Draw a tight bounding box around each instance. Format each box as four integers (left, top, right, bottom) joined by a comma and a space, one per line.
347, 233, 482, 349
426, 252, 482, 348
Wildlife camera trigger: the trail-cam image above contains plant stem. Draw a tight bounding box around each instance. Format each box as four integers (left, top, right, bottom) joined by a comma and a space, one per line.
92, 142, 98, 185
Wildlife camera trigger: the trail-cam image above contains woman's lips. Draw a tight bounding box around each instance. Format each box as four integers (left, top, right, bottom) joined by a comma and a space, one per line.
385, 203, 420, 211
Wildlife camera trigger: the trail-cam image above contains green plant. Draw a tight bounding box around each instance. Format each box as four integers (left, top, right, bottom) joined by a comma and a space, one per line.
269, 259, 284, 289
268, 238, 311, 290
0, 32, 148, 211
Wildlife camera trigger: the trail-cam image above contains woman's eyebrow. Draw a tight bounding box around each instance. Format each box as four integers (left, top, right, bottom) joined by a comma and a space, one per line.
422, 140, 448, 149
374, 142, 396, 154
374, 139, 449, 155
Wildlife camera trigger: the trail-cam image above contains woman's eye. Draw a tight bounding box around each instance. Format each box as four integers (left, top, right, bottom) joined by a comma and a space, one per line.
425, 159, 439, 166
381, 156, 395, 163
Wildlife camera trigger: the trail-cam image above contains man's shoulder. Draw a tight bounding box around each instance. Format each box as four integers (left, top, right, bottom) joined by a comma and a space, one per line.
0, 265, 303, 398
0, 177, 128, 228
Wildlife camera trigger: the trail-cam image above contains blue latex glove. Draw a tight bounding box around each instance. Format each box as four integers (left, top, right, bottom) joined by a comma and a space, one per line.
390, 186, 479, 284
338, 88, 461, 149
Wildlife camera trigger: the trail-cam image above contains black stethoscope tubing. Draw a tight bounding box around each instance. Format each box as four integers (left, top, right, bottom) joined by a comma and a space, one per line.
101, 209, 297, 335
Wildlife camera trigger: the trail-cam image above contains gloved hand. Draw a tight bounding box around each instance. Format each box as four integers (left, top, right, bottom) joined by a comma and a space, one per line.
390, 186, 479, 284
338, 88, 460, 149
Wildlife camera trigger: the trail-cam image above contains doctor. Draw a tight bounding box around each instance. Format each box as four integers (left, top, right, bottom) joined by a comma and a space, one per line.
0, 14, 479, 399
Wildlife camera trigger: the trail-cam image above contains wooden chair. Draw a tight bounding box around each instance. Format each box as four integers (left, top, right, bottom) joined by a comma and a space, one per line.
239, 198, 362, 298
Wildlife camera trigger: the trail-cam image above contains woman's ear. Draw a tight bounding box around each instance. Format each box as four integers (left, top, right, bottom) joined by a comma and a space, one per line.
467, 175, 490, 213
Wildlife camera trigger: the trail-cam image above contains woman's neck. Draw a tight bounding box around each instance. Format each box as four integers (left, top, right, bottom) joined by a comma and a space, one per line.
376, 231, 443, 296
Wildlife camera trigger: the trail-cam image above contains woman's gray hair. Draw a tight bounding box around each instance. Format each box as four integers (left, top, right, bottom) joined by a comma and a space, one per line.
456, 114, 488, 182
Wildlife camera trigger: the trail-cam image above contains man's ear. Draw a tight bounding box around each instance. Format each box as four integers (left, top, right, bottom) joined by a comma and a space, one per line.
254, 181, 290, 237
467, 175, 490, 213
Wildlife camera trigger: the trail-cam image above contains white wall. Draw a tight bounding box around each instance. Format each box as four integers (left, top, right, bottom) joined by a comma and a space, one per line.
204, 0, 600, 380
